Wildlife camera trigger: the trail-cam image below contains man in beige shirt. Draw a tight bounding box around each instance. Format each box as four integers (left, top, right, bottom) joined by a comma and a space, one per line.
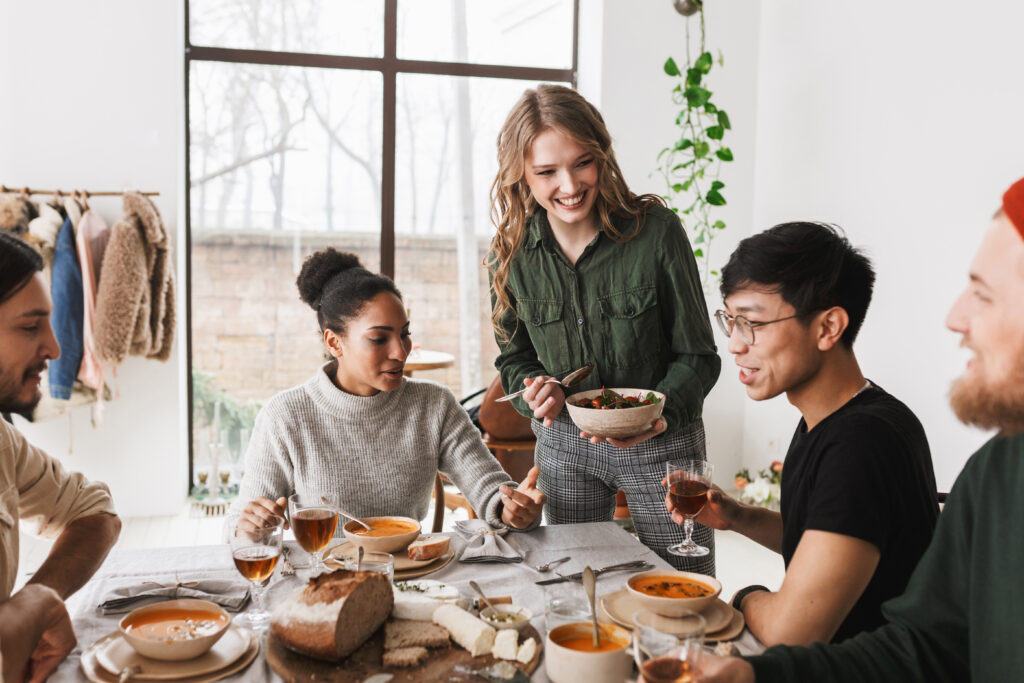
0, 232, 121, 682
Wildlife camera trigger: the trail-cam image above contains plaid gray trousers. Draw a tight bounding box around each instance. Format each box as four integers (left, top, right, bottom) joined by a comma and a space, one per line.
533, 412, 715, 576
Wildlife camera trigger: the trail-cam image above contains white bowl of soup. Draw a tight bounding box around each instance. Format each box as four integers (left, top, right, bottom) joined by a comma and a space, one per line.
342, 516, 421, 553
565, 388, 666, 440
119, 599, 230, 660
545, 622, 631, 683
626, 569, 722, 617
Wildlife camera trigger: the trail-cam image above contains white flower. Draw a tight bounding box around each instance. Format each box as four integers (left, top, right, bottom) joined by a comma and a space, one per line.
742, 477, 772, 504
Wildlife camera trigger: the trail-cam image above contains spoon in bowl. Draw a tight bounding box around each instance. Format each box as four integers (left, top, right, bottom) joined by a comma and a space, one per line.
468, 580, 496, 613
583, 566, 601, 649
322, 496, 372, 532
496, 364, 595, 403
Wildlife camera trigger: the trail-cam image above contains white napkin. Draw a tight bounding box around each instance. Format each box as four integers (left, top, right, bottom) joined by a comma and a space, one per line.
455, 520, 523, 564
99, 578, 250, 614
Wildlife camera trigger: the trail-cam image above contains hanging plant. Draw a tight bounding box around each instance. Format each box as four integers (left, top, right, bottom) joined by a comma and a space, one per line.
656, 5, 733, 290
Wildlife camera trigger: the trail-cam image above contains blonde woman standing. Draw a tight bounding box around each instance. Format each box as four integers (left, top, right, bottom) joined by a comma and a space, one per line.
487, 84, 721, 572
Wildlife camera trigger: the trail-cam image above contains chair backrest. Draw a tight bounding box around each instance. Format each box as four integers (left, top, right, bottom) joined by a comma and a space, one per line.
478, 375, 535, 441
432, 473, 445, 533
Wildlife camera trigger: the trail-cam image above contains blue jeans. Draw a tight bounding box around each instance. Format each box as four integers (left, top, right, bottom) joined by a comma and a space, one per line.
49, 217, 84, 399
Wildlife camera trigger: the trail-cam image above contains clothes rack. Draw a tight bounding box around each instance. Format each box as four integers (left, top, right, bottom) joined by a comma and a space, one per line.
0, 185, 159, 197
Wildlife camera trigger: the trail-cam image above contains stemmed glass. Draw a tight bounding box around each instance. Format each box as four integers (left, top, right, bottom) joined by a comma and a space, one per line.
228, 512, 284, 631
288, 493, 339, 575
666, 460, 713, 557
633, 609, 705, 683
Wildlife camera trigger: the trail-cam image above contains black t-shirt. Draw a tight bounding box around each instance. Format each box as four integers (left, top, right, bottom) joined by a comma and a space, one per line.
780, 382, 938, 643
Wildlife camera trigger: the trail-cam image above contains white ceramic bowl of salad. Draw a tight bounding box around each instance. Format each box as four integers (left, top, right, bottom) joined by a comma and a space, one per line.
565, 388, 666, 440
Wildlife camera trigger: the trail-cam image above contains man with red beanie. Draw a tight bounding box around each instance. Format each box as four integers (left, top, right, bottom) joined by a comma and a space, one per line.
696, 176, 1024, 682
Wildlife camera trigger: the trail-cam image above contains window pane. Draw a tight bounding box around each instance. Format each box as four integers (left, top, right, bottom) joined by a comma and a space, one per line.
398, 0, 574, 69
189, 60, 382, 486
394, 75, 569, 397
190, 0, 384, 57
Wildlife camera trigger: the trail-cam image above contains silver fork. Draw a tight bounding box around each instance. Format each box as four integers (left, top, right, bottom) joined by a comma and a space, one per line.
534, 556, 570, 572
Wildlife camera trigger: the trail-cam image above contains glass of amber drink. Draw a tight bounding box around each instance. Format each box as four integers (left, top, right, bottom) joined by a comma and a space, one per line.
666, 460, 713, 557
229, 512, 284, 631
288, 493, 339, 574
633, 609, 705, 683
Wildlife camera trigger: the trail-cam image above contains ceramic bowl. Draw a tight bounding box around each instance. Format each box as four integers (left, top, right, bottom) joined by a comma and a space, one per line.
564, 388, 666, 440
625, 569, 722, 617
545, 622, 632, 683
342, 516, 421, 554
480, 604, 533, 631
118, 599, 230, 661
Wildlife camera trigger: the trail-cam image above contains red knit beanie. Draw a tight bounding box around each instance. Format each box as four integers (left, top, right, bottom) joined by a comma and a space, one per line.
1004, 176, 1024, 240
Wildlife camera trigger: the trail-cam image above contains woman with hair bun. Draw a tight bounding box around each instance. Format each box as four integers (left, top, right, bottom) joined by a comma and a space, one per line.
487, 85, 720, 572
237, 247, 545, 534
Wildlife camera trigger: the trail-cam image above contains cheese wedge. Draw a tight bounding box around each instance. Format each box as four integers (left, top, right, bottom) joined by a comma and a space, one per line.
432, 604, 496, 657
392, 580, 462, 621
492, 629, 519, 660
516, 637, 537, 665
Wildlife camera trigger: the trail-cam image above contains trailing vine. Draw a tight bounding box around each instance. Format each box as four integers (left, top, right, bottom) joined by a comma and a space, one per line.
657, 7, 732, 289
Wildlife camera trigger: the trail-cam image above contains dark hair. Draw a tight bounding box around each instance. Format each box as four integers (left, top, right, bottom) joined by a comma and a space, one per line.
296, 247, 403, 336
0, 232, 44, 305
720, 222, 875, 347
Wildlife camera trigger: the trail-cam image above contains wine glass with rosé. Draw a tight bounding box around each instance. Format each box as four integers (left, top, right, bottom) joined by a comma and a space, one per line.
288, 493, 339, 575
665, 460, 713, 557
228, 512, 284, 631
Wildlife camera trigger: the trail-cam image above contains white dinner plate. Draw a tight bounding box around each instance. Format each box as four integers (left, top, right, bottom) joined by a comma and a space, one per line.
95, 625, 252, 680
324, 540, 438, 570
600, 588, 733, 635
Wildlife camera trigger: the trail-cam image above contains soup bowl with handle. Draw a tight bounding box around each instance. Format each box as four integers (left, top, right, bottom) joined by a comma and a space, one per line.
544, 621, 632, 683
626, 569, 722, 617
342, 516, 421, 554
118, 598, 231, 661
564, 388, 666, 440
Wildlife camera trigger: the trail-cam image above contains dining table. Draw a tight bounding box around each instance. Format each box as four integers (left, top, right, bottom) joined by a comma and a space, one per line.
52, 521, 765, 682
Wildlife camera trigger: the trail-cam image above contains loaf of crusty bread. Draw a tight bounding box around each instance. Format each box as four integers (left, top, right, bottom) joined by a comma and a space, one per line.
270, 570, 394, 661
407, 536, 450, 561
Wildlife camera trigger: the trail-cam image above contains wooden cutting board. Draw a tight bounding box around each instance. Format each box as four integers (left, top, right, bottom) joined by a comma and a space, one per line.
266, 623, 541, 682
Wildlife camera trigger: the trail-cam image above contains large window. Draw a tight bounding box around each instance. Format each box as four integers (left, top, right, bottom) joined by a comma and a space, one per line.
186, 0, 578, 491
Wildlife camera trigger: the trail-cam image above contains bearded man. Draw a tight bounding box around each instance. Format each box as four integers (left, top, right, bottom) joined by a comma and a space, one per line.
0, 232, 121, 682
696, 176, 1024, 682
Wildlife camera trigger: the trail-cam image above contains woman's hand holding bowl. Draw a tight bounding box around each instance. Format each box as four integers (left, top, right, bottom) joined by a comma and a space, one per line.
581, 417, 668, 449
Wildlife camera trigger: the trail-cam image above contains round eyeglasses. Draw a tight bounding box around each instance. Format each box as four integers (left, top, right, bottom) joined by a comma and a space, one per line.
714, 310, 799, 345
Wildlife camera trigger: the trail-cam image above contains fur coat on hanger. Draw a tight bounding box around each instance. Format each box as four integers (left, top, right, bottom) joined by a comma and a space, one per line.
94, 192, 175, 364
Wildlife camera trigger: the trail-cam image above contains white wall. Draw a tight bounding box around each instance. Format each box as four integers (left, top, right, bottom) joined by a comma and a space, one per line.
747, 1, 1024, 490
0, 0, 187, 517
583, 0, 762, 484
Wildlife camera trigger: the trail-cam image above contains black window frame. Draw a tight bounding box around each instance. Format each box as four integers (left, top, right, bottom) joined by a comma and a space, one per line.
183, 0, 579, 488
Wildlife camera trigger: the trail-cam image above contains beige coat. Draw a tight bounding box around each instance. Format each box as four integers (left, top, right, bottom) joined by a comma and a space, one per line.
94, 193, 175, 364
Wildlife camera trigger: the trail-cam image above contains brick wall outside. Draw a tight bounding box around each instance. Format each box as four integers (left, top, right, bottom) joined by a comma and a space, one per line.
191, 231, 501, 421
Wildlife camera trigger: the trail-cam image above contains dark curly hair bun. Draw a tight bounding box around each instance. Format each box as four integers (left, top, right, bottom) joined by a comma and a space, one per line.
296, 247, 363, 309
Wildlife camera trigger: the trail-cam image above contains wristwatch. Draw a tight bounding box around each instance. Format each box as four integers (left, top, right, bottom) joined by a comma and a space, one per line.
731, 584, 770, 610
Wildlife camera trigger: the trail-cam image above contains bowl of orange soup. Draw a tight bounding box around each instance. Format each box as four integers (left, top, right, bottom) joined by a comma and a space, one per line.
119, 599, 230, 660
626, 569, 722, 617
342, 516, 421, 553
545, 622, 632, 683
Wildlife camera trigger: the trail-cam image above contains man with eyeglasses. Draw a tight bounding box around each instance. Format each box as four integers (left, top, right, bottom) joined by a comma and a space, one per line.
664, 222, 939, 647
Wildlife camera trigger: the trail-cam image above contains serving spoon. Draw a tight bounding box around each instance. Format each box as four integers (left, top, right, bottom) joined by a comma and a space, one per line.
496, 364, 595, 403
583, 566, 601, 649
468, 580, 497, 612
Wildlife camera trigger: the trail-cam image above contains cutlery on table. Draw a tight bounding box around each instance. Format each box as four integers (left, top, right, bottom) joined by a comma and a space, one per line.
535, 560, 653, 585
117, 666, 141, 683
279, 545, 296, 576
533, 556, 570, 573
582, 566, 601, 649
496, 364, 595, 403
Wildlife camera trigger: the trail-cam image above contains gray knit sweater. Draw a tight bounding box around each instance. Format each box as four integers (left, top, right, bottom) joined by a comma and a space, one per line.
237, 362, 522, 529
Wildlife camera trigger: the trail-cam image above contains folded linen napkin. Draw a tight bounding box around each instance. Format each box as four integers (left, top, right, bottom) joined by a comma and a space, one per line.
99, 578, 250, 614
455, 519, 523, 564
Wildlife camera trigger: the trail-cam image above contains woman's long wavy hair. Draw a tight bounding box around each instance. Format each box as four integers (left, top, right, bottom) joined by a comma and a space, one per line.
487, 84, 664, 342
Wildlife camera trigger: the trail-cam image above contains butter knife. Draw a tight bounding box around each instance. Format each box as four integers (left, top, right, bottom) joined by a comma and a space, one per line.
535, 560, 652, 585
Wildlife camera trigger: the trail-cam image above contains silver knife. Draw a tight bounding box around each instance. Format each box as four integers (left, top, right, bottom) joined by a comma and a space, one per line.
535, 560, 652, 585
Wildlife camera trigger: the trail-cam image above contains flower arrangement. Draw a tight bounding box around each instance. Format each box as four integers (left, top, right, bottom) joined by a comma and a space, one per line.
734, 460, 783, 507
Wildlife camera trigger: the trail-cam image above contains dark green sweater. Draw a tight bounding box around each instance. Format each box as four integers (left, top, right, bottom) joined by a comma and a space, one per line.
748, 433, 1024, 682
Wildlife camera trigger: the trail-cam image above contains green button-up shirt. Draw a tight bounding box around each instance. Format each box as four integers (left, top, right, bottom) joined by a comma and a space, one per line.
491, 204, 721, 436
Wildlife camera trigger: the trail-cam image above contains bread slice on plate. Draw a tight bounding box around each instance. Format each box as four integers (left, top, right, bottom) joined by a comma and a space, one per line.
407, 536, 451, 561
384, 620, 450, 650
382, 646, 429, 668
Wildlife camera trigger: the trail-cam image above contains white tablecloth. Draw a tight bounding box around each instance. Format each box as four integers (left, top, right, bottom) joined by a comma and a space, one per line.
52, 522, 764, 682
